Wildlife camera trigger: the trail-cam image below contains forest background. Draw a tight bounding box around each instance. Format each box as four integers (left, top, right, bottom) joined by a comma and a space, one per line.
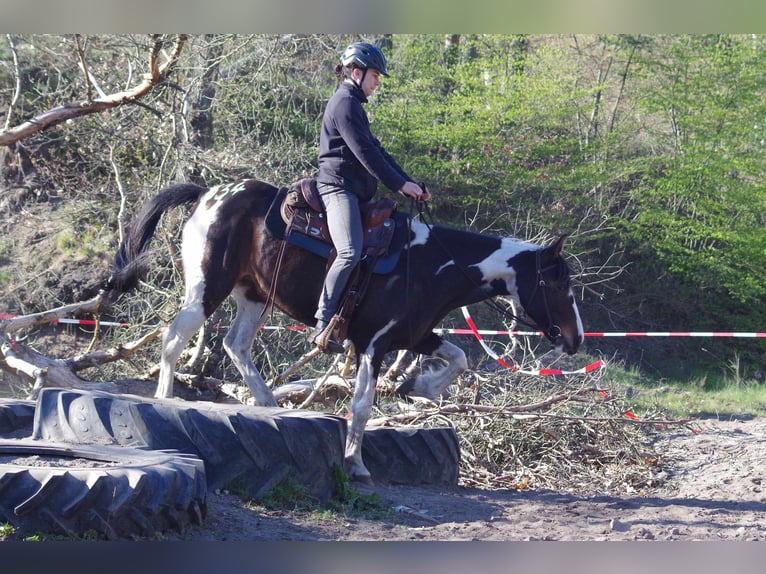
0, 34, 764, 388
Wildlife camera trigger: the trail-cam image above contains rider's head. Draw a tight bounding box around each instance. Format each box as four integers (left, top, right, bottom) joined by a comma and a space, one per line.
334, 42, 389, 97
340, 42, 389, 77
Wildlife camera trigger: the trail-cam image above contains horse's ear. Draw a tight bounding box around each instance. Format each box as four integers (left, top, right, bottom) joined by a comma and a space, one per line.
549, 234, 568, 257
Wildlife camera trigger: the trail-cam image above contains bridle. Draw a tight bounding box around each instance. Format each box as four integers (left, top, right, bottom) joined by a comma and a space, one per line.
479, 248, 567, 346
411, 198, 567, 346
528, 248, 566, 345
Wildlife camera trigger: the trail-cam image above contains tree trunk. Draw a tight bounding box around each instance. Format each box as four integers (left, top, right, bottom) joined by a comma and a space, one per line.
189, 34, 224, 152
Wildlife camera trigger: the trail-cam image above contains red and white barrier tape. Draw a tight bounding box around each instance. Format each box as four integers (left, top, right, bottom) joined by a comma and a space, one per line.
585, 331, 766, 338
4, 313, 765, 338
0, 314, 130, 328
458, 306, 648, 420
459, 306, 604, 376
436, 327, 766, 338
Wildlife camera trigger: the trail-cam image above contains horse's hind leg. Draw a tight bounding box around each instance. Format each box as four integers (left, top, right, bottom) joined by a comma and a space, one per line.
395, 334, 468, 400
222, 288, 277, 407
157, 302, 207, 399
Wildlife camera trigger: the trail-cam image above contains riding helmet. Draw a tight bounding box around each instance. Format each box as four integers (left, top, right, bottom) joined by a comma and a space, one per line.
340, 42, 389, 76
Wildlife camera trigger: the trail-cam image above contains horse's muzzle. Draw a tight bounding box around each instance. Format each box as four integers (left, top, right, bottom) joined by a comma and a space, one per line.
549, 326, 582, 355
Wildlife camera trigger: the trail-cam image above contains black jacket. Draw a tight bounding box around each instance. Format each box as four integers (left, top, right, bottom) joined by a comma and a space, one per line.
317, 81, 411, 202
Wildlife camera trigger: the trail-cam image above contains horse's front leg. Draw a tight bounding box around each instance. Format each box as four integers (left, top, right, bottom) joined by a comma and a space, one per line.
344, 348, 380, 482
395, 334, 468, 400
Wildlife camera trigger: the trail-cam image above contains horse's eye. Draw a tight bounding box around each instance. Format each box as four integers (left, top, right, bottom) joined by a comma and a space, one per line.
551, 276, 569, 292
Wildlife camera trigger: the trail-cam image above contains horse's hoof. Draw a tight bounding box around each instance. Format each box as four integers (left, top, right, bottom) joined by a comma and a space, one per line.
350, 473, 374, 486
345, 457, 374, 485
394, 378, 415, 397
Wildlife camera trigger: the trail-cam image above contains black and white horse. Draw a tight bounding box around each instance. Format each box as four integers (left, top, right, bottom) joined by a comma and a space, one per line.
105, 178, 584, 481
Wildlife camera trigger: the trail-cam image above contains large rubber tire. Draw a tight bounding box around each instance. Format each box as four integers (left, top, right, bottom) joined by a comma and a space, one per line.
361, 426, 461, 486
33, 388, 347, 501
0, 438, 206, 539
0, 399, 35, 437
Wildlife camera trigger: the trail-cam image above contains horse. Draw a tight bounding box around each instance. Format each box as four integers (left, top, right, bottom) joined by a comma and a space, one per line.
104, 178, 584, 481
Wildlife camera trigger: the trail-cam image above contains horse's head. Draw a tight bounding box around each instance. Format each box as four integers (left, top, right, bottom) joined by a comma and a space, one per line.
515, 235, 584, 355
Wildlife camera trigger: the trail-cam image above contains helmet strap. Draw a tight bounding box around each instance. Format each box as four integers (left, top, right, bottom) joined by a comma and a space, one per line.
347, 66, 366, 91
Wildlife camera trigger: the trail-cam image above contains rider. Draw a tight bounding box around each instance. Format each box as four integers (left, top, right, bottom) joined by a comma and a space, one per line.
309, 41, 430, 353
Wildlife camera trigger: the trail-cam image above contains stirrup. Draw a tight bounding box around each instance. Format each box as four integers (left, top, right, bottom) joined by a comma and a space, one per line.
310, 320, 344, 354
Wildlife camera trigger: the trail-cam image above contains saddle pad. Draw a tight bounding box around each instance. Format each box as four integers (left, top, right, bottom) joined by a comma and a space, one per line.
265, 188, 408, 275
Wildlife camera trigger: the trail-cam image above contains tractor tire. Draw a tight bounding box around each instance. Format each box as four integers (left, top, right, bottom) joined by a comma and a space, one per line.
0, 399, 35, 437
0, 438, 206, 539
33, 388, 346, 501
361, 426, 461, 486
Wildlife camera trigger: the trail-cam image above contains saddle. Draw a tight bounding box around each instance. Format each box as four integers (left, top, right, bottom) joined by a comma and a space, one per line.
280, 178, 397, 259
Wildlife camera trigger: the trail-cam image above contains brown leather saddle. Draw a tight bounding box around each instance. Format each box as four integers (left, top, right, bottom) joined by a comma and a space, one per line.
280, 178, 397, 260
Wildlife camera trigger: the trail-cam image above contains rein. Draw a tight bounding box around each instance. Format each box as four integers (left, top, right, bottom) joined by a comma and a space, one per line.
401, 198, 418, 347
260, 188, 291, 325
413, 200, 562, 344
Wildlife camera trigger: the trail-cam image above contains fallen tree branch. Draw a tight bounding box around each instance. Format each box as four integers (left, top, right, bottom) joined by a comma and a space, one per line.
445, 386, 605, 414
268, 346, 322, 387
4, 34, 22, 132
297, 356, 349, 410
0, 291, 106, 335
367, 394, 691, 429
1, 340, 46, 381
1, 336, 221, 402
2, 339, 91, 398
271, 377, 352, 407
1, 323, 164, 399
65, 325, 163, 372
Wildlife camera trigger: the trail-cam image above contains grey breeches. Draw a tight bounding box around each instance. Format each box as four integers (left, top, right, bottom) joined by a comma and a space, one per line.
314, 183, 364, 323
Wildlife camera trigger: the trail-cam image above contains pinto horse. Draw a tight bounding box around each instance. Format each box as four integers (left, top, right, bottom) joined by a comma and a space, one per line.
104, 178, 584, 481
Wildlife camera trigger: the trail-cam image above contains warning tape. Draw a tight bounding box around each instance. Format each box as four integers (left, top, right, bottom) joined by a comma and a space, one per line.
459, 306, 605, 376
0, 312, 696, 422
458, 306, 647, 420
0, 314, 306, 330
4, 313, 765, 338
585, 331, 766, 338
436, 328, 766, 338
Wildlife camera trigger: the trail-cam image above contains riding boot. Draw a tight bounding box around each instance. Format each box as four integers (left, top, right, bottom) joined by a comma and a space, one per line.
308, 319, 344, 354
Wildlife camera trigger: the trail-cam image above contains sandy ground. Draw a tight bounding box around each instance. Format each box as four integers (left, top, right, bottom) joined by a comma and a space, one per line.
170, 415, 766, 542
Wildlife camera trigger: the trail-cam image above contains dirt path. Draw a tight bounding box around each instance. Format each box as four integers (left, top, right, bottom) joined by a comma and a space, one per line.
175, 416, 766, 541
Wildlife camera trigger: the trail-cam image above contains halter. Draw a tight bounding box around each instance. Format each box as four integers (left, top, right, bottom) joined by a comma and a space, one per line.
413, 199, 565, 346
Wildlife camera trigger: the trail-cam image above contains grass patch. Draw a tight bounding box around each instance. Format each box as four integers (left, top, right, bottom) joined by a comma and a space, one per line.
0, 523, 17, 540
629, 383, 766, 420
602, 359, 766, 420
0, 523, 103, 541
254, 475, 314, 511
21, 529, 103, 542
328, 465, 389, 518
243, 466, 390, 522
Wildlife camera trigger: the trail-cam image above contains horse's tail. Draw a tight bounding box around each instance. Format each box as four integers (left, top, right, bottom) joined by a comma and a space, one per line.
103, 183, 207, 301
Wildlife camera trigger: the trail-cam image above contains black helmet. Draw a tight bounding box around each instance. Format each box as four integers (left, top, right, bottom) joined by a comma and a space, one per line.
340, 42, 389, 76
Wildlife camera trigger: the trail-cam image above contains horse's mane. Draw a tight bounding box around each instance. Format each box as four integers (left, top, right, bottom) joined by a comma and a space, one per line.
427, 222, 538, 251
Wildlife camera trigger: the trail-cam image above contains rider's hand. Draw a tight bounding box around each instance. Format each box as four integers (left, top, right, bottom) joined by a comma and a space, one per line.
399, 181, 430, 202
